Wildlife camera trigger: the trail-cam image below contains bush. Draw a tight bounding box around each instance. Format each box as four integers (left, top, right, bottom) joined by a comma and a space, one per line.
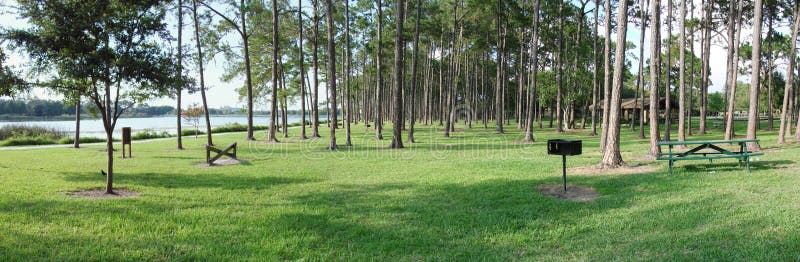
211, 123, 248, 133
0, 125, 64, 140
0, 136, 58, 146
131, 129, 171, 140
57, 137, 110, 144
181, 129, 205, 136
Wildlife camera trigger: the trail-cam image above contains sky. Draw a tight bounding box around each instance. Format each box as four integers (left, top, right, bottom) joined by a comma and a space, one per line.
1, 0, 793, 111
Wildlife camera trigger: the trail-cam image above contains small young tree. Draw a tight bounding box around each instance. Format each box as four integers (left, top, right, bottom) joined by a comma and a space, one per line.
182, 104, 204, 138
7, 0, 180, 194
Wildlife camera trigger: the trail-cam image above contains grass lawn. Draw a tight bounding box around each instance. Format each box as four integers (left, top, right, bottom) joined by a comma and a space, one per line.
1, 121, 799, 260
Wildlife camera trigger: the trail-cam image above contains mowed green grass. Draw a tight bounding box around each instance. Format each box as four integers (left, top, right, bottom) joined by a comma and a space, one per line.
1, 120, 799, 260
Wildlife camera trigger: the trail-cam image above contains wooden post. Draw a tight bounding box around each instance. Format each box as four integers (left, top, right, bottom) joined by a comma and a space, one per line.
122, 127, 132, 158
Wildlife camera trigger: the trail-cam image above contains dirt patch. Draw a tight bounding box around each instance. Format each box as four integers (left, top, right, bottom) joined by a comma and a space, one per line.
68, 188, 138, 199
569, 164, 660, 176
195, 158, 247, 167
537, 184, 599, 202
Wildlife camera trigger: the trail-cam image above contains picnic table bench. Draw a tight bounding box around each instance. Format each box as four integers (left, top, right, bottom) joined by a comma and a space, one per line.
656, 139, 764, 174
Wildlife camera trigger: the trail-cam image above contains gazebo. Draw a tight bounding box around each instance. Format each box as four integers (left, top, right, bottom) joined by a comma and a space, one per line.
589, 97, 678, 124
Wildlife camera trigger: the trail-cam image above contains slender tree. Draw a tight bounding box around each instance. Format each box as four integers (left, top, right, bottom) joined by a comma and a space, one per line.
177, 0, 184, 150
601, 0, 630, 168
600, 0, 612, 151
408, 0, 422, 143
192, 0, 212, 146
375, 0, 384, 139
678, 0, 686, 144
779, 0, 799, 144
298, 0, 308, 139
345, 0, 353, 146
196, 0, 256, 140
390, 0, 406, 148
648, 0, 662, 158
523, 0, 541, 142
268, 0, 280, 142
326, 0, 337, 150
746, 0, 764, 151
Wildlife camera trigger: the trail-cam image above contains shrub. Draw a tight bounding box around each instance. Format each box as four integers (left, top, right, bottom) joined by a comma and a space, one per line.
0, 125, 64, 140
0, 136, 57, 146
181, 129, 205, 136
131, 129, 171, 140
57, 137, 110, 144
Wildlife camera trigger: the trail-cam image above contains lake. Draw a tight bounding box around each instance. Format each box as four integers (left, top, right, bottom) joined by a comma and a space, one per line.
0, 115, 314, 138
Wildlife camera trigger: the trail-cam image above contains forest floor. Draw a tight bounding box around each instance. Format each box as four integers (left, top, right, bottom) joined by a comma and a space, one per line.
1, 121, 799, 260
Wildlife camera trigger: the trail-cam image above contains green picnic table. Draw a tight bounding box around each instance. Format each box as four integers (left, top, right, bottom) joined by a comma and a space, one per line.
656, 139, 764, 174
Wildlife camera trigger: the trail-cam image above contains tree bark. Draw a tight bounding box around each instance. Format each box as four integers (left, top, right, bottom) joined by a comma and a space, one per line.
375, 0, 384, 140
495, 0, 504, 134
176, 0, 183, 149
298, 0, 308, 139
648, 0, 662, 158
192, 0, 212, 146
407, 0, 421, 143
678, 0, 686, 143
390, 0, 405, 149
724, 0, 744, 140
601, 0, 629, 168
312, 0, 321, 138
523, 0, 541, 142
600, 0, 612, 151
268, 0, 280, 142
326, 0, 337, 150
590, 0, 599, 136
699, 0, 712, 135
345, 0, 353, 146
746, 0, 764, 151
779, 0, 799, 144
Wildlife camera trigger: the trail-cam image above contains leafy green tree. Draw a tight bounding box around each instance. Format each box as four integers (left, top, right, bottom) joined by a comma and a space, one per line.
6, 0, 181, 194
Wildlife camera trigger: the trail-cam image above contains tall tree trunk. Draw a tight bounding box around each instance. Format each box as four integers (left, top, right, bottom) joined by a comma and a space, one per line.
241, 0, 255, 141
746, 0, 763, 151
649, 0, 663, 158
193, 0, 212, 146
312, 0, 321, 138
326, 0, 338, 150
345, 0, 352, 146
600, 0, 613, 150
523, 0, 540, 142
590, 0, 599, 136
664, 0, 673, 141
74, 96, 81, 148
699, 0, 712, 135
555, 0, 564, 133
678, 0, 687, 144
407, 0, 421, 143
375, 0, 384, 140
390, 0, 405, 148
494, 0, 504, 134
766, 14, 774, 131
724, 0, 744, 140
176, 0, 183, 149
779, 0, 799, 144
298, 0, 308, 139
636, 0, 649, 138
601, 0, 629, 168
268, 0, 280, 142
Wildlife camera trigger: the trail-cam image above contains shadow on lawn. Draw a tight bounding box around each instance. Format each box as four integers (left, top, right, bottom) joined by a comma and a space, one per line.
62, 171, 316, 190
678, 160, 794, 173
273, 170, 798, 260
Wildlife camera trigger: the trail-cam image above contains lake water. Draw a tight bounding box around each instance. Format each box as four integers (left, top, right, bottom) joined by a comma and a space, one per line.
0, 115, 312, 138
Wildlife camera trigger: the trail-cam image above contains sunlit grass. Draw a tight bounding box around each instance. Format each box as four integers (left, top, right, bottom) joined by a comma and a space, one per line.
0, 120, 798, 260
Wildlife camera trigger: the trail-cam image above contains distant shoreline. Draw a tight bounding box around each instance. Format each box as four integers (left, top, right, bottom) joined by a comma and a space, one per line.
0, 113, 325, 122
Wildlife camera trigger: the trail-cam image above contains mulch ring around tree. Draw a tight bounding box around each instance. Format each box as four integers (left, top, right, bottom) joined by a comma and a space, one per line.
68, 188, 138, 199
537, 184, 600, 202
194, 158, 248, 168
568, 164, 660, 176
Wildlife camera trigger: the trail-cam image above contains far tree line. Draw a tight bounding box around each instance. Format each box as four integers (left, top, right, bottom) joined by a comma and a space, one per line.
1, 0, 799, 193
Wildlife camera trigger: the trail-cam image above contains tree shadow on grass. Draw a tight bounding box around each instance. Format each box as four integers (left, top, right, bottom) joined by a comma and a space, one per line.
272, 170, 800, 260
678, 160, 794, 173
61, 171, 317, 190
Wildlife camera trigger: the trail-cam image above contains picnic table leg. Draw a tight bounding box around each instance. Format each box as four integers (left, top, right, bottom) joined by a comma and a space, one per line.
669, 160, 673, 175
